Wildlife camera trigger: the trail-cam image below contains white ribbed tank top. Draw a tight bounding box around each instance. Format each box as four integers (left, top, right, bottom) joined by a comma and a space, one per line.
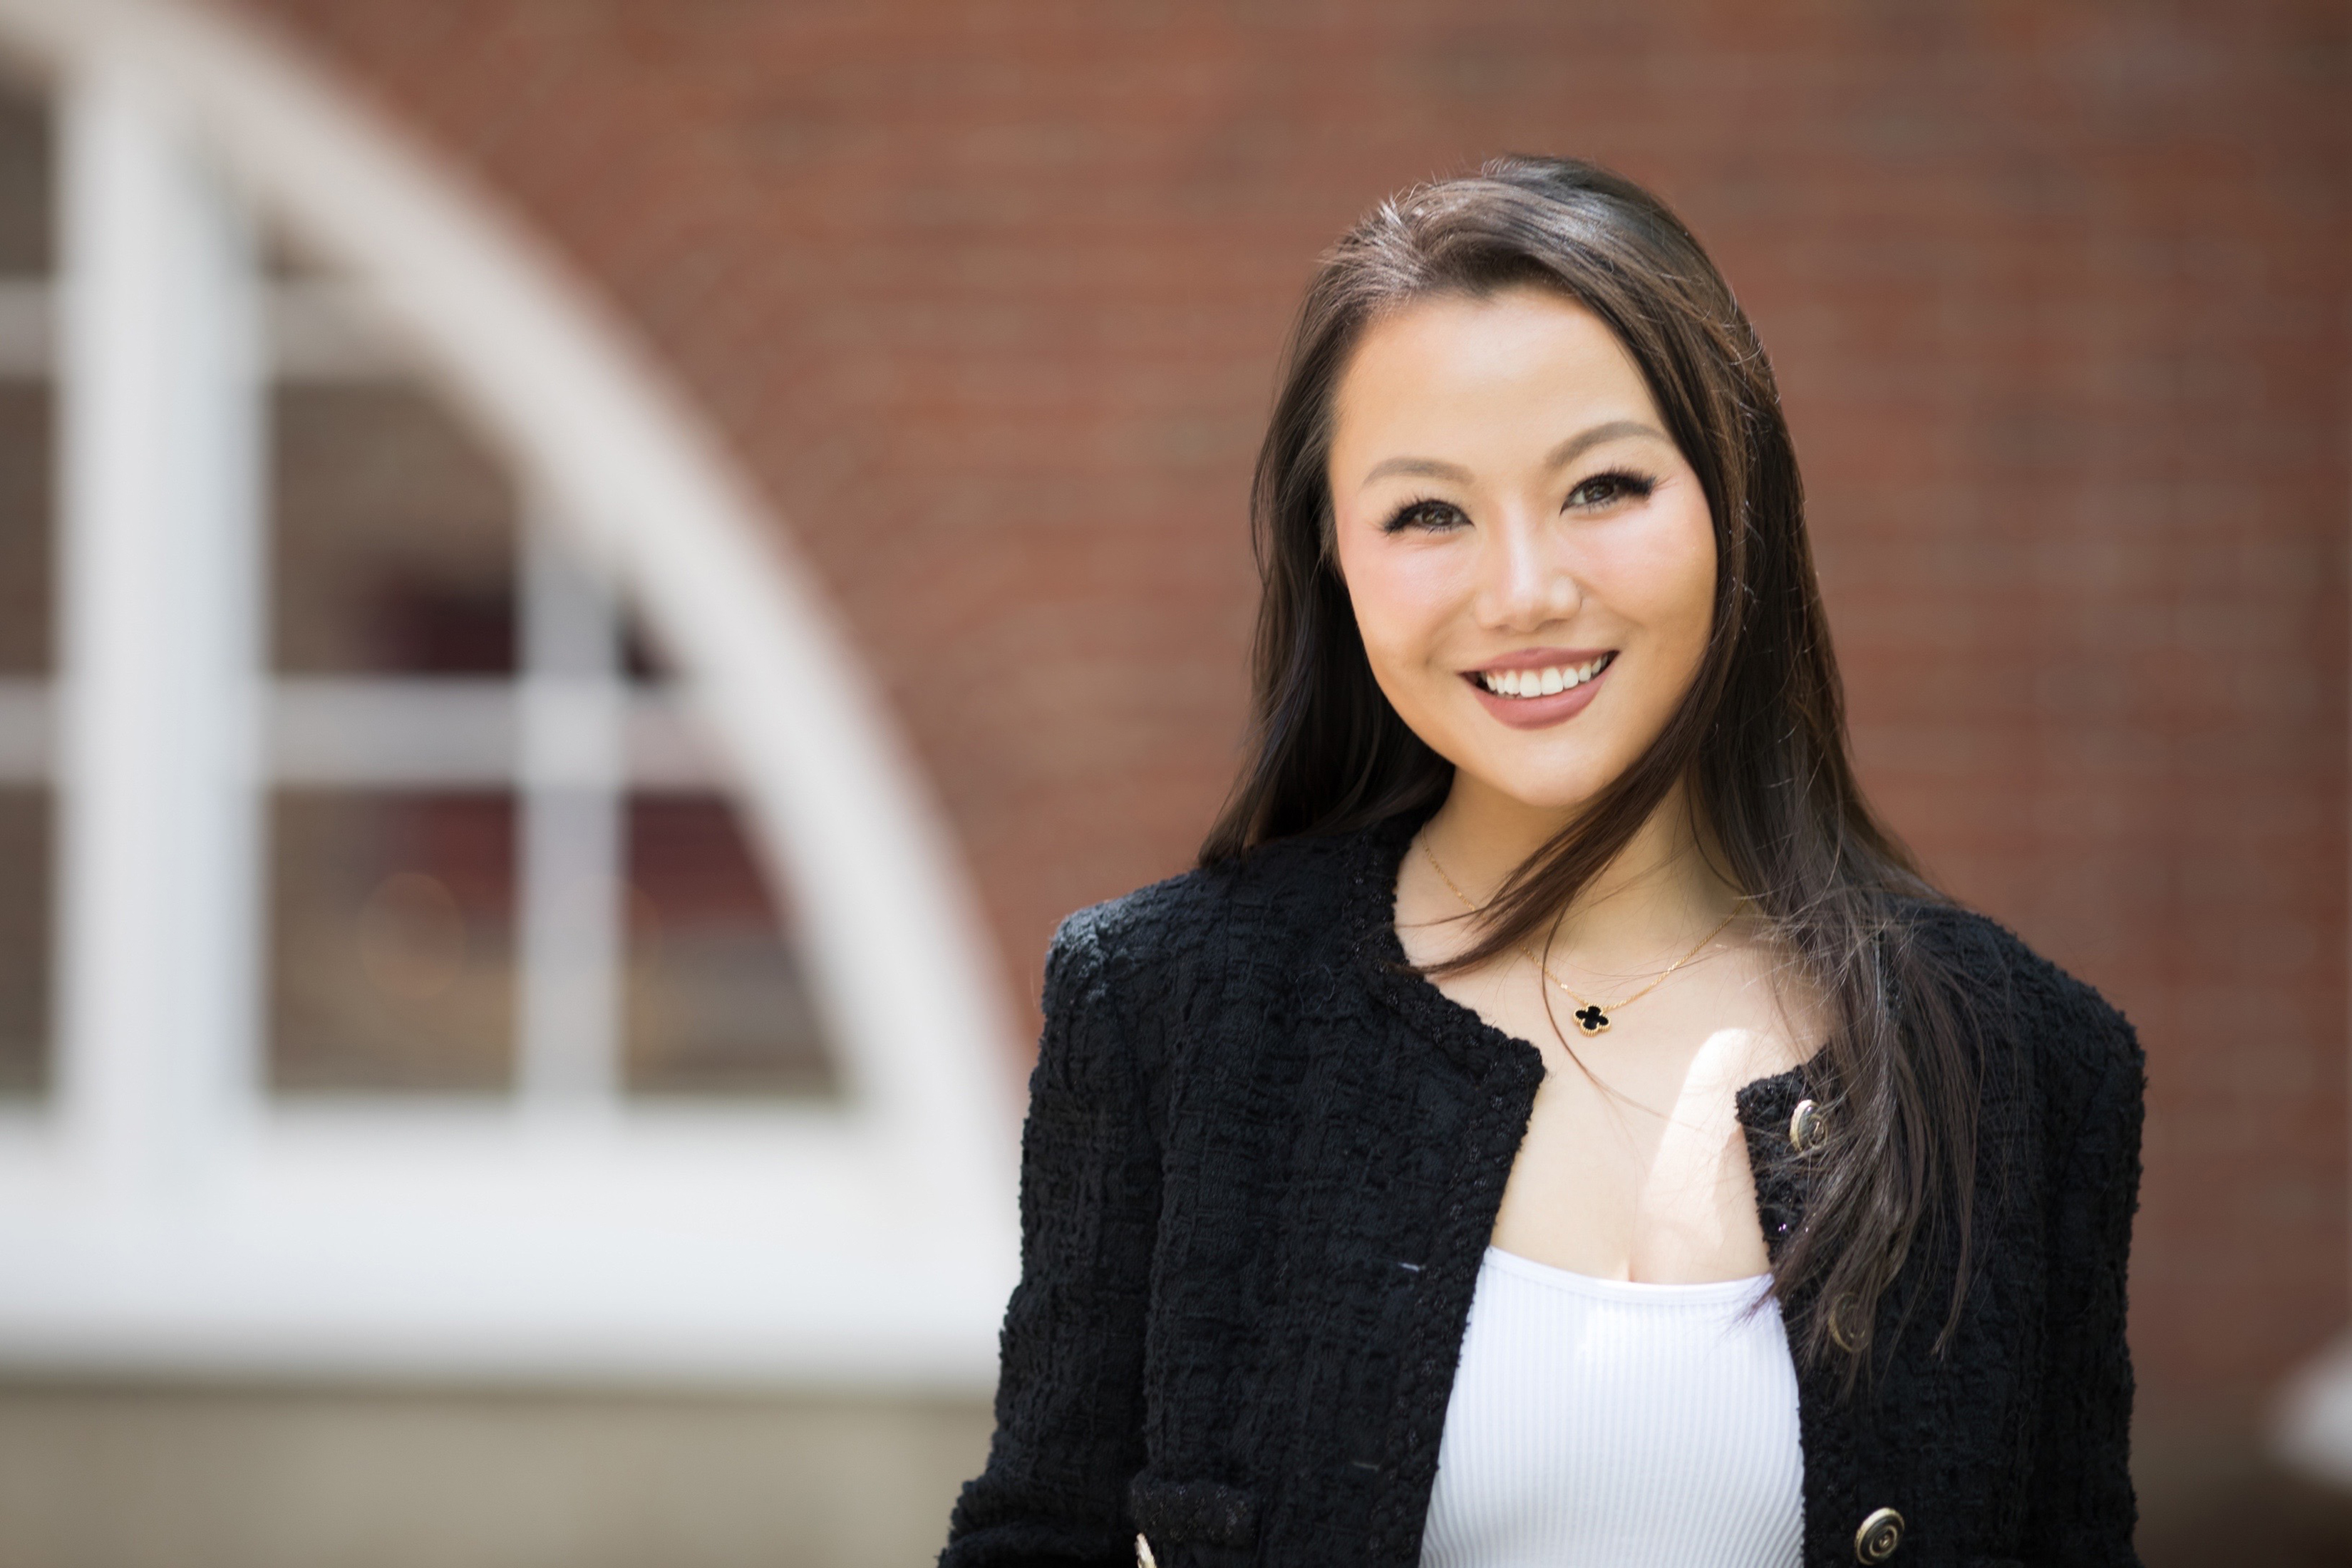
1418, 1247, 1803, 1568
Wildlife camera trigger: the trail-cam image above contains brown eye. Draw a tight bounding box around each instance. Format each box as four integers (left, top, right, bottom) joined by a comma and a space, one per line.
1566, 470, 1658, 510
1383, 500, 1468, 534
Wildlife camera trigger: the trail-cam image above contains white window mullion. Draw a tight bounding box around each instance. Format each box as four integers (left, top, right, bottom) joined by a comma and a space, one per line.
517, 511, 622, 1109
56, 66, 262, 1187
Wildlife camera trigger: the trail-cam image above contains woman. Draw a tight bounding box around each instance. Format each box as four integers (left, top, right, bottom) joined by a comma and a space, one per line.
942, 158, 2142, 1568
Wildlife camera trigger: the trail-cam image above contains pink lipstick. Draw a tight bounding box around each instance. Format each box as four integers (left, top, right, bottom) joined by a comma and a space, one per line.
1461, 648, 1616, 731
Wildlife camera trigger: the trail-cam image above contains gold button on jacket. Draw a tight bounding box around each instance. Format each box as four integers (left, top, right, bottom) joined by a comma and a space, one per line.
1854, 1506, 1904, 1562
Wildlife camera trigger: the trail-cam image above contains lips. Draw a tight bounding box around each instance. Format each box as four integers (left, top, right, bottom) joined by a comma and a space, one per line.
1461, 649, 1616, 731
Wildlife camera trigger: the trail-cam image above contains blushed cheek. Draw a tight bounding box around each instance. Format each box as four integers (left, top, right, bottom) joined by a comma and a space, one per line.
1342, 579, 1448, 737
1650, 508, 1718, 661
1353, 609, 1432, 715
1361, 541, 1462, 637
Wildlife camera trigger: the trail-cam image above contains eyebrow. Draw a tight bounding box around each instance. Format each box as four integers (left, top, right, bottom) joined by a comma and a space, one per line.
1356, 419, 1671, 490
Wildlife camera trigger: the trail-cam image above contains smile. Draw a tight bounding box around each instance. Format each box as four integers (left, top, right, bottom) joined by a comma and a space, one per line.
1471, 651, 1615, 698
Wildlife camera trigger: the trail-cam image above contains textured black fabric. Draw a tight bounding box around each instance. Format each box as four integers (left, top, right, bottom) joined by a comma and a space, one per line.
942, 809, 2145, 1568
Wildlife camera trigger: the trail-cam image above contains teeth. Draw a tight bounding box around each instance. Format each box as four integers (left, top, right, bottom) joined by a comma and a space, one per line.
1477, 652, 1614, 698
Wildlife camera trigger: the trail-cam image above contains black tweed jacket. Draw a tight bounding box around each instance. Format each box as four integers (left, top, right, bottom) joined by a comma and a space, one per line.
942, 810, 2145, 1568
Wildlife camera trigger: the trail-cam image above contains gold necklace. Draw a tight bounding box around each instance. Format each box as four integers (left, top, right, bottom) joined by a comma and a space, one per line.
1419, 838, 1740, 1036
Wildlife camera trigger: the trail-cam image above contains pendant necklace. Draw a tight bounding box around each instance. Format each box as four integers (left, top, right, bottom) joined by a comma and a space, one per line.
1420, 838, 1740, 1036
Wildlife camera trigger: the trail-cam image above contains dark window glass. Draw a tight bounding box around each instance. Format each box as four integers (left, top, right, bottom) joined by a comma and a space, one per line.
0, 788, 48, 1095
0, 73, 51, 1100
260, 224, 332, 279
269, 790, 517, 1093
624, 794, 833, 1098
0, 76, 49, 277
270, 383, 518, 676
620, 614, 671, 685
0, 385, 51, 675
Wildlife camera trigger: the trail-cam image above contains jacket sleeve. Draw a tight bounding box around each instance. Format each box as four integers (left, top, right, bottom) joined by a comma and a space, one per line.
941, 912, 1162, 1568
2022, 1009, 2146, 1567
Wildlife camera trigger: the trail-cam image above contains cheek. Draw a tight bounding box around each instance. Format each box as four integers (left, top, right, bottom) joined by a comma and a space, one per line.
1337, 537, 1463, 681
1610, 498, 1718, 655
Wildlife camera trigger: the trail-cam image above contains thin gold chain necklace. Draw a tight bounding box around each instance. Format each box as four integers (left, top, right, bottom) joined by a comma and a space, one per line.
1419, 838, 1740, 1036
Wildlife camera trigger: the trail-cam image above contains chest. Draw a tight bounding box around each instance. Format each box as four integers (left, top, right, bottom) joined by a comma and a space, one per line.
1420, 947, 1812, 1281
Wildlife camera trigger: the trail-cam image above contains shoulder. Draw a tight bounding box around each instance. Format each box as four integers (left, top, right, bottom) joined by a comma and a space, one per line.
1899, 902, 2138, 1062
1897, 899, 2145, 1144
1051, 827, 1372, 974
1044, 825, 1378, 1018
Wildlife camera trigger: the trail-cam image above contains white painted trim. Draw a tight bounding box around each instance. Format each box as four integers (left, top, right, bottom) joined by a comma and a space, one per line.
264, 681, 726, 789
53, 60, 262, 1206
0, 276, 413, 378
0, 0, 1022, 1387
2276, 1330, 2352, 1485
516, 517, 624, 1107
265, 680, 522, 786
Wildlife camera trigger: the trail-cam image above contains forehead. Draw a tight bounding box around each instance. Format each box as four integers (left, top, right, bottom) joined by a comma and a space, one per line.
1329, 285, 1662, 476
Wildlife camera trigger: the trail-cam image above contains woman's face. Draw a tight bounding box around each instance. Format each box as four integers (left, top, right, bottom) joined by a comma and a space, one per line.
1327, 284, 1717, 815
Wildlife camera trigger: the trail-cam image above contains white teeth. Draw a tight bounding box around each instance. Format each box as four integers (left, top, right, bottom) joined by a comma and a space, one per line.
1477, 652, 1614, 698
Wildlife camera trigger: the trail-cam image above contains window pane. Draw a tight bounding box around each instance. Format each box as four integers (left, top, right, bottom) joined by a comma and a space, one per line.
261, 223, 332, 280
0, 76, 50, 277
0, 788, 48, 1095
0, 72, 51, 1103
0, 385, 51, 675
270, 383, 517, 676
624, 794, 834, 1098
269, 790, 517, 1093
620, 613, 671, 685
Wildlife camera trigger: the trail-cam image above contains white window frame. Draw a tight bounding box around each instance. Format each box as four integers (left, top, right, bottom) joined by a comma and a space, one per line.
0, 0, 1020, 1390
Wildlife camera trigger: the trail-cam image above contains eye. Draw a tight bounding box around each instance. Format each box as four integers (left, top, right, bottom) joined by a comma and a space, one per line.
1381, 497, 1469, 535
1564, 469, 1659, 511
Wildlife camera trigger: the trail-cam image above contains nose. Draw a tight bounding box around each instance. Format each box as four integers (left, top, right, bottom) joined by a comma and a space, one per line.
1472, 507, 1580, 631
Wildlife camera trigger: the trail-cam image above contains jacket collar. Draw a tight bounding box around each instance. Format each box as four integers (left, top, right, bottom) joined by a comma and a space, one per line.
1336, 805, 1814, 1120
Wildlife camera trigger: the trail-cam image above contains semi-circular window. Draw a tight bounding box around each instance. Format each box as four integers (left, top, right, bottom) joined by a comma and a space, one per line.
0, 0, 1017, 1385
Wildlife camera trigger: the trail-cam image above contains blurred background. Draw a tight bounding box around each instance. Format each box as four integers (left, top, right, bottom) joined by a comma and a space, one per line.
0, 0, 2339, 1564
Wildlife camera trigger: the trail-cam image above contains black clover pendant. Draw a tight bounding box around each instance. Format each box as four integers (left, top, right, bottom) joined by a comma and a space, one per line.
1574, 1004, 1611, 1035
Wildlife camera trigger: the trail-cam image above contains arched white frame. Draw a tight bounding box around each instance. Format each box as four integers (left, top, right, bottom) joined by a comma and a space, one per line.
0, 0, 1020, 1388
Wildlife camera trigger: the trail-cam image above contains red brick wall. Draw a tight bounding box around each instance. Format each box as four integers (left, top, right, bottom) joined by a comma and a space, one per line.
231, 0, 2350, 1424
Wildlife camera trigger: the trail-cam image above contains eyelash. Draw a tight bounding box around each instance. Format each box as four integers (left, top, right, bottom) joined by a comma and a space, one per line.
1377, 469, 1660, 534
1381, 497, 1468, 534
1567, 468, 1659, 509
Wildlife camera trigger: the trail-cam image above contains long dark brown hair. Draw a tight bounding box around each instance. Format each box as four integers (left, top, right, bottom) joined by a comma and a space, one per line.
1202, 155, 1984, 1377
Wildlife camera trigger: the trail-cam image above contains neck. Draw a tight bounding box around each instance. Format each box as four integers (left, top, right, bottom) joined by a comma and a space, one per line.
1419, 770, 1739, 959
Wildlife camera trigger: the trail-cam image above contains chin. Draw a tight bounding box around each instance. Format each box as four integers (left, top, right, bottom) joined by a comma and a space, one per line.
1455, 753, 1621, 815
1497, 779, 1611, 814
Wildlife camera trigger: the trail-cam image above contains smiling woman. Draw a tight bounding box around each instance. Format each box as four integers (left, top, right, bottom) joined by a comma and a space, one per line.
943, 158, 2145, 1568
